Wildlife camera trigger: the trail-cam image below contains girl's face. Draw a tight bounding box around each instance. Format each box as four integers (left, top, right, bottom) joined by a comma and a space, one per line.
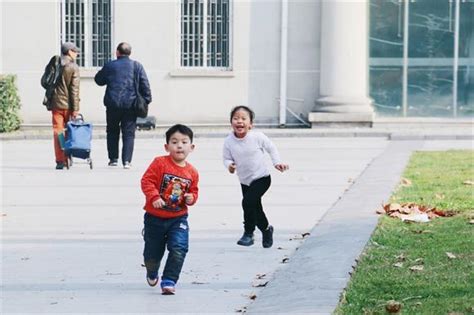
231, 109, 253, 138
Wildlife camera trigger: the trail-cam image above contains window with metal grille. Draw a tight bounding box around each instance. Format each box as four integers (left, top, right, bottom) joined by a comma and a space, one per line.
61, 0, 112, 68
180, 0, 231, 68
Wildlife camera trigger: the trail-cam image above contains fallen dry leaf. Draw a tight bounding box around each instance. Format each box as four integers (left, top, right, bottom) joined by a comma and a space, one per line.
463, 180, 474, 185
249, 294, 257, 300
414, 258, 424, 264
252, 280, 269, 287
389, 203, 403, 211
385, 300, 402, 313
446, 252, 457, 259
281, 257, 289, 263
393, 262, 404, 268
470, 220, 474, 225
395, 254, 406, 261
301, 232, 311, 238
409, 265, 424, 272
435, 193, 445, 200
378, 202, 457, 222
255, 273, 266, 279
191, 281, 209, 285
400, 178, 412, 187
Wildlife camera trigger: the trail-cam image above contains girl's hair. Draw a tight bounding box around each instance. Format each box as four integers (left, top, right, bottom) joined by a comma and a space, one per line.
230, 105, 255, 123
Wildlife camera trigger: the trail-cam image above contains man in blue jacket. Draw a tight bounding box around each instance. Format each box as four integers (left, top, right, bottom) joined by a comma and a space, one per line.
95, 42, 152, 169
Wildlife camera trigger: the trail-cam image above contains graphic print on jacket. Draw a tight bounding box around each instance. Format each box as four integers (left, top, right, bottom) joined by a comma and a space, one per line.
160, 174, 191, 211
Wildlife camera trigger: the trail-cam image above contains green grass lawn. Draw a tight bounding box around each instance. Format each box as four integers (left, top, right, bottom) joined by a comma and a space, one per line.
336, 150, 474, 314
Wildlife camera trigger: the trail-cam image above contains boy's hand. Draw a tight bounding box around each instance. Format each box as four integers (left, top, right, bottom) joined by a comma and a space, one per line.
152, 198, 166, 209
184, 193, 194, 205
275, 163, 289, 172
228, 163, 236, 174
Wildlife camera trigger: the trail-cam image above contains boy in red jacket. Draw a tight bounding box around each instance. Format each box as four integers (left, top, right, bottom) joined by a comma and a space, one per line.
141, 124, 199, 295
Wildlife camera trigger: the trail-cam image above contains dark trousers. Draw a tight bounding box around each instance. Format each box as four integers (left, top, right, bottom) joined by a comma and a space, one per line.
143, 213, 189, 283
240, 175, 271, 234
106, 108, 136, 164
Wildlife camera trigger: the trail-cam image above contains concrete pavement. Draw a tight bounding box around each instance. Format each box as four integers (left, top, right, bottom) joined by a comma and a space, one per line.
1, 135, 472, 314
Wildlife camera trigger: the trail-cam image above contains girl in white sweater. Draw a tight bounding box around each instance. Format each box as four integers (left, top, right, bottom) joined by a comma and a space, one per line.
223, 106, 289, 248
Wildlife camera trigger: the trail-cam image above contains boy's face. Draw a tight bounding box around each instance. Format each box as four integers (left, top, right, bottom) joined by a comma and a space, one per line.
165, 131, 195, 164
231, 109, 253, 138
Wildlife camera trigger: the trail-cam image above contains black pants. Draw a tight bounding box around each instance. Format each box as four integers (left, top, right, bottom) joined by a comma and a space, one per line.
240, 175, 271, 234
106, 108, 136, 164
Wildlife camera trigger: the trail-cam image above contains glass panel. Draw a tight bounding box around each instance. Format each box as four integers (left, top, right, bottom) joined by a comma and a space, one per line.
370, 66, 403, 116
407, 0, 454, 116
369, 0, 404, 58
407, 66, 453, 116
458, 66, 474, 116
458, 1, 474, 117
369, 0, 403, 116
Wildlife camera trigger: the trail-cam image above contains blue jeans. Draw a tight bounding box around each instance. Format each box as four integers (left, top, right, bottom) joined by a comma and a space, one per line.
143, 213, 189, 283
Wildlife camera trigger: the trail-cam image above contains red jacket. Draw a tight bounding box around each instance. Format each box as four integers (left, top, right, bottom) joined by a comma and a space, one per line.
141, 155, 199, 218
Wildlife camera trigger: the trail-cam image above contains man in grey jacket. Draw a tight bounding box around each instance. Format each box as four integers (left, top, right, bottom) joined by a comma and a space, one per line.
94, 42, 152, 169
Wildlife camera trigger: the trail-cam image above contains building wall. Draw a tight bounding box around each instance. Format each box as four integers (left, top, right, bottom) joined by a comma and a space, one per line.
2, 1, 61, 124
248, 0, 321, 125
2, 1, 252, 125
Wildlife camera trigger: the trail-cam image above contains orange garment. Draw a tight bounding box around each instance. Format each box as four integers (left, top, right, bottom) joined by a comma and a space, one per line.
52, 109, 73, 163
141, 155, 199, 219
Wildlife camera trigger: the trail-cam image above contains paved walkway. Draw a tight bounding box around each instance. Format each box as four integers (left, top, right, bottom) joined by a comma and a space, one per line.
1, 135, 472, 314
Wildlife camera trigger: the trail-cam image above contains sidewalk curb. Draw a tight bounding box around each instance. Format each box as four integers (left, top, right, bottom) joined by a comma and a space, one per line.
1, 130, 472, 141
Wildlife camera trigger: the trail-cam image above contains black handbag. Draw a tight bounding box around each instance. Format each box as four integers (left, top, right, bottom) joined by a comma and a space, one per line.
133, 62, 148, 118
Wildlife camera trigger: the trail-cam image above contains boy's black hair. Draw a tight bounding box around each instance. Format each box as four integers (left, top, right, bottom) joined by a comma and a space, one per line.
230, 105, 255, 123
166, 124, 194, 143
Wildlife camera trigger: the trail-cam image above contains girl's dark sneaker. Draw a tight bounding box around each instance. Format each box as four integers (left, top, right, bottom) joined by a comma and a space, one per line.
262, 225, 274, 248
146, 271, 158, 287
161, 279, 176, 295
237, 232, 254, 246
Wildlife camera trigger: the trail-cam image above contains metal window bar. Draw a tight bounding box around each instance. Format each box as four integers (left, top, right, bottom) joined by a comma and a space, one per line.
62, 0, 111, 67
91, 0, 111, 67
181, 0, 229, 68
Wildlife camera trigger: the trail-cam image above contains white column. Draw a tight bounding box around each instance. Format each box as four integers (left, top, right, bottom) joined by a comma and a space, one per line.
309, 0, 374, 126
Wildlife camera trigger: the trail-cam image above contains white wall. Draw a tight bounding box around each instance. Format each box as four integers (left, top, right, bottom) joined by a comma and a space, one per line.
2, 1, 61, 124
248, 0, 321, 125
3, 0, 323, 126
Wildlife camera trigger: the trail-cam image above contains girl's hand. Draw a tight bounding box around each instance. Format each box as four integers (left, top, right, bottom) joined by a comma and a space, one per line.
152, 198, 166, 209
184, 193, 194, 205
228, 163, 236, 174
275, 163, 289, 172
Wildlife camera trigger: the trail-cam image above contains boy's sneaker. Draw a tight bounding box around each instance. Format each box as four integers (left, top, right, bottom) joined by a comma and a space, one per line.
237, 232, 254, 246
108, 159, 118, 166
123, 162, 131, 169
262, 225, 274, 248
146, 271, 158, 287
160, 279, 176, 295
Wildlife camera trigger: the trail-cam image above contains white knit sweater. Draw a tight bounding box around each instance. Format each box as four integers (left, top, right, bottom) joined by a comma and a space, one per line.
223, 131, 281, 186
